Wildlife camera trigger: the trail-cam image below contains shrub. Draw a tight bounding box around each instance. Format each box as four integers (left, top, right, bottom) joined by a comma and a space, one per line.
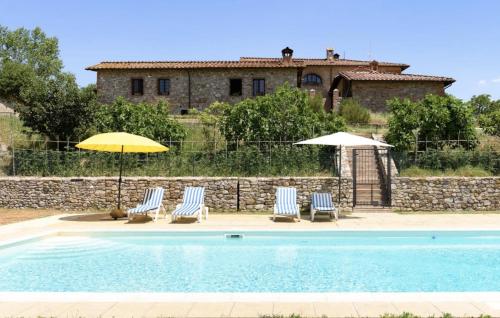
219, 83, 346, 143
307, 93, 325, 113
386, 94, 478, 151
92, 97, 186, 143
393, 147, 499, 176
338, 98, 370, 124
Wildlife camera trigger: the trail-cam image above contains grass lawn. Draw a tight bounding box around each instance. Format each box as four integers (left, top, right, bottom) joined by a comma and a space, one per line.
0, 114, 43, 150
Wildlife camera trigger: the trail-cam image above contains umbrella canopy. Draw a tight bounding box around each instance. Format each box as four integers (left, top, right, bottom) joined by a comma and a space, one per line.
294, 132, 392, 147
76, 132, 169, 210
76, 132, 168, 153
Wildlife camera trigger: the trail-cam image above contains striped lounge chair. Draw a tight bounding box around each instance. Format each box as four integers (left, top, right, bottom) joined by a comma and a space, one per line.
273, 187, 301, 221
172, 187, 208, 223
127, 187, 165, 222
310, 192, 338, 221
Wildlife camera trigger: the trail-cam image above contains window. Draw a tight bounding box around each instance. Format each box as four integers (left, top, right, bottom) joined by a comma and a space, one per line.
252, 79, 265, 96
158, 78, 170, 95
229, 79, 242, 96
131, 78, 144, 95
303, 73, 322, 85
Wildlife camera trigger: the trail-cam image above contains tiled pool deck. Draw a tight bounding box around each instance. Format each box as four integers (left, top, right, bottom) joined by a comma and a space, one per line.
2, 211, 500, 317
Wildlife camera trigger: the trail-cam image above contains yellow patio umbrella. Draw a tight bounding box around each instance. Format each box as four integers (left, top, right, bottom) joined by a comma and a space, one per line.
76, 132, 169, 209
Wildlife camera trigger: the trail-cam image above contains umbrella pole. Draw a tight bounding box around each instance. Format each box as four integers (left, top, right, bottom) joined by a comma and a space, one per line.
118, 145, 124, 209
338, 145, 341, 205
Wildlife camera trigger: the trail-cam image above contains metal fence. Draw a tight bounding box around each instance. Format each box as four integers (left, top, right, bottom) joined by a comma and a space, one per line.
0, 112, 498, 177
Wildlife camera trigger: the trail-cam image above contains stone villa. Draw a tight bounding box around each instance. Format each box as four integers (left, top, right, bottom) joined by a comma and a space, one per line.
87, 47, 454, 113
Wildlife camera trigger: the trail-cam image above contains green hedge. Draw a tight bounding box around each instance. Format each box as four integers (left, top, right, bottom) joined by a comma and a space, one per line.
393, 147, 499, 175
10, 145, 337, 177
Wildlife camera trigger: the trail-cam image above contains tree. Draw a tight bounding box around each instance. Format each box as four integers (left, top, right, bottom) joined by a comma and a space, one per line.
469, 94, 500, 136
218, 84, 346, 143
385, 94, 477, 151
16, 73, 97, 141
93, 97, 187, 143
468, 94, 499, 115
478, 110, 500, 136
0, 25, 96, 142
0, 26, 62, 78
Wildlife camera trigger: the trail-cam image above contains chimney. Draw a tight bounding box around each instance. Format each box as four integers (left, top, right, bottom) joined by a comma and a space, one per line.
281, 47, 293, 64
326, 48, 335, 61
370, 60, 379, 71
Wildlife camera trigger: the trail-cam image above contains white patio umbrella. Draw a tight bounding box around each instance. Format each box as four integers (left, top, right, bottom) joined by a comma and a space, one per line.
294, 132, 393, 205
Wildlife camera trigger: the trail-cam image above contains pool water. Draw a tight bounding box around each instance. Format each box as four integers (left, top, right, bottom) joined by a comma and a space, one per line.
0, 231, 499, 292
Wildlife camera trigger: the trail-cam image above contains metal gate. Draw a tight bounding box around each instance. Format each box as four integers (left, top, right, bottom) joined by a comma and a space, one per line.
352, 148, 391, 207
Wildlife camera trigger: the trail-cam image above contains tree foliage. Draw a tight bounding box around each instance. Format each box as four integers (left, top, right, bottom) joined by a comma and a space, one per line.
0, 25, 96, 142
17, 74, 97, 141
385, 94, 477, 151
0, 26, 62, 78
468, 94, 499, 115
215, 84, 346, 142
469, 94, 500, 136
92, 97, 187, 142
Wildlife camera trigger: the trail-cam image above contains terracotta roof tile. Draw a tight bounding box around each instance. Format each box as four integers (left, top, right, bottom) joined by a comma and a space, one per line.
86, 60, 304, 70
240, 57, 409, 69
337, 71, 455, 85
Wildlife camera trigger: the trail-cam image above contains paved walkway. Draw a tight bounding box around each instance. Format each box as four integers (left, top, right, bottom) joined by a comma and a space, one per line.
1, 299, 499, 317
2, 212, 500, 317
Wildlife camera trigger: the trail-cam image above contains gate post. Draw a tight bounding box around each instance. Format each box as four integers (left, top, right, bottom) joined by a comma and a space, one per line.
387, 149, 392, 207
352, 149, 357, 207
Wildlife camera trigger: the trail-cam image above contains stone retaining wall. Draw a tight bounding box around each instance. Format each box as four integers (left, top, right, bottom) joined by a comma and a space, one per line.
0, 177, 352, 211
392, 177, 500, 211
0, 176, 497, 212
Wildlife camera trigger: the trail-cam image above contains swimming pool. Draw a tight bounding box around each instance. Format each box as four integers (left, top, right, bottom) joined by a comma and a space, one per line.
0, 230, 499, 293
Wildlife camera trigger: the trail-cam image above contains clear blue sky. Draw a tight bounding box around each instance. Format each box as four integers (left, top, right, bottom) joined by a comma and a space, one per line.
1, 0, 500, 100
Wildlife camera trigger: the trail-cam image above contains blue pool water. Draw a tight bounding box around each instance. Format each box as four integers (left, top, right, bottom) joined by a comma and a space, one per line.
1, 231, 500, 292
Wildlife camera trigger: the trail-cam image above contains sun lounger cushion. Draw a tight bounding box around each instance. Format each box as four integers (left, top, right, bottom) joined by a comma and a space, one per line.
311, 192, 335, 211
172, 187, 205, 216
275, 187, 299, 215
128, 188, 164, 213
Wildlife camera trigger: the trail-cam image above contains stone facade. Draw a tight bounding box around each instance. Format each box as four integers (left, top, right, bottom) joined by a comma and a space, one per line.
90, 47, 452, 113
0, 177, 352, 212
96, 68, 298, 112
95, 64, 408, 113
350, 81, 445, 112
300, 65, 401, 100
392, 177, 500, 211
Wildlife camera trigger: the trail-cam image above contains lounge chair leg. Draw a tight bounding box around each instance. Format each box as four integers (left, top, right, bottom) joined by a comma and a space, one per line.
311, 211, 314, 222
